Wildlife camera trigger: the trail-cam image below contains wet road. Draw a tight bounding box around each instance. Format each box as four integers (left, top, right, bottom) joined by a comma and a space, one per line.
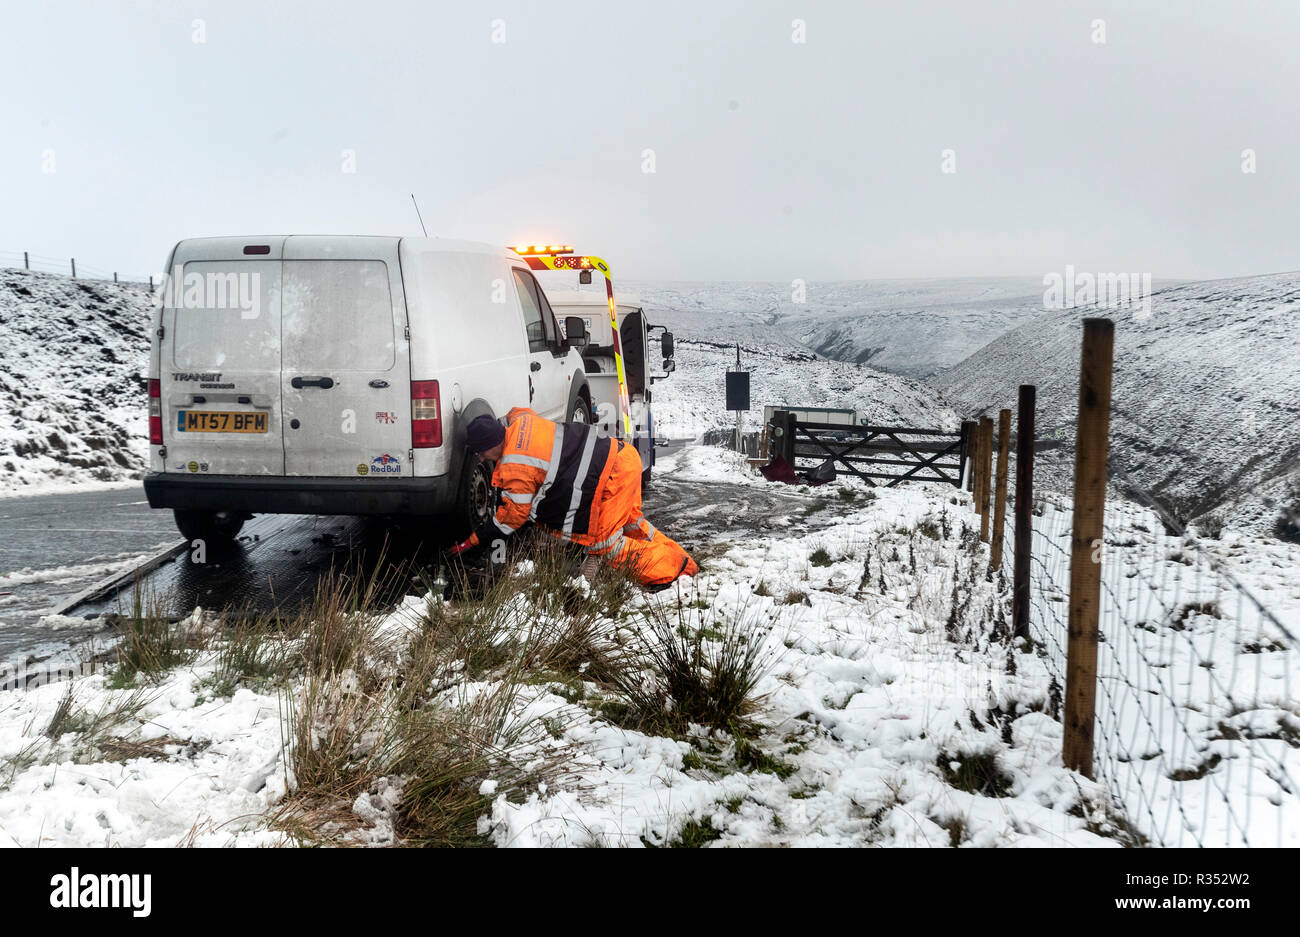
0, 486, 180, 658
0, 444, 850, 660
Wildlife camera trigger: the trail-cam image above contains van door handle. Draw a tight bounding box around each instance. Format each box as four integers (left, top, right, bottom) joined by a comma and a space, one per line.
530, 362, 541, 372
291, 376, 335, 389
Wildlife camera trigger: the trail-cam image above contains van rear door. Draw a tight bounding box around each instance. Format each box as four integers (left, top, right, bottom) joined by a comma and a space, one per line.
280, 238, 411, 477
164, 239, 285, 476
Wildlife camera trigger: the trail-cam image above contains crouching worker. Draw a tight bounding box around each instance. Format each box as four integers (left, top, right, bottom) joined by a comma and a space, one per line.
448, 409, 698, 590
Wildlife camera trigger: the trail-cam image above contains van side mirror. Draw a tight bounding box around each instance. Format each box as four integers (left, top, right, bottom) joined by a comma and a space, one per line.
661, 331, 674, 359
564, 316, 588, 350
662, 358, 676, 373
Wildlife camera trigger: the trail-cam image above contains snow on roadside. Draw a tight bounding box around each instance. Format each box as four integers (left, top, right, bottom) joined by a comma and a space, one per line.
0, 611, 290, 847
485, 451, 1118, 847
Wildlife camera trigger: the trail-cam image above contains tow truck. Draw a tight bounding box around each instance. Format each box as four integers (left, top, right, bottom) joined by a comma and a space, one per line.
514, 245, 676, 485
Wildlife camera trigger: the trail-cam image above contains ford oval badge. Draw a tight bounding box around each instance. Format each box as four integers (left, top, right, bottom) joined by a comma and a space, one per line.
369, 379, 390, 389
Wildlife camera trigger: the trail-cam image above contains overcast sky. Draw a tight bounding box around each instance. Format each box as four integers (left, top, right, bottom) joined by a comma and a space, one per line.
3, 0, 1298, 282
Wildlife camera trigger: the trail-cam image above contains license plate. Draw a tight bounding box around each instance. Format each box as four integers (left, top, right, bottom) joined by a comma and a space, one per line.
176, 410, 268, 433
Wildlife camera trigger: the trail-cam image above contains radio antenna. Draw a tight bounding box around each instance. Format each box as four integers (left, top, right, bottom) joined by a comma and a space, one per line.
410, 193, 429, 236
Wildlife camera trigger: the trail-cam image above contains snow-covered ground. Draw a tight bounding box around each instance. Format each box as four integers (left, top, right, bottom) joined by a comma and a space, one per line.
2, 446, 1293, 847
0, 269, 153, 495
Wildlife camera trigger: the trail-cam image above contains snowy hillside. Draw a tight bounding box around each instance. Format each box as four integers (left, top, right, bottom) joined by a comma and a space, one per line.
623, 277, 1047, 379
0, 269, 154, 494
650, 339, 961, 441
932, 273, 1300, 538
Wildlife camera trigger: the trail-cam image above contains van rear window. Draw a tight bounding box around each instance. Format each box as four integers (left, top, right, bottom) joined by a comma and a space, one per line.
283, 261, 395, 371
172, 260, 280, 370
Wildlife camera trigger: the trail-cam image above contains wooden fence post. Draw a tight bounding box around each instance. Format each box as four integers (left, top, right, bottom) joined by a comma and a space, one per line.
991, 408, 1011, 569
1063, 318, 1115, 779
24, 251, 29, 270
71, 258, 76, 278
978, 416, 993, 542
1013, 385, 1036, 640
960, 420, 976, 491
113, 272, 118, 283
776, 410, 795, 465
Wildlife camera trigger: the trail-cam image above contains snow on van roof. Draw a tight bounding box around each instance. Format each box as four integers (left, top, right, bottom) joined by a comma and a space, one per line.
174, 236, 520, 260
399, 237, 520, 259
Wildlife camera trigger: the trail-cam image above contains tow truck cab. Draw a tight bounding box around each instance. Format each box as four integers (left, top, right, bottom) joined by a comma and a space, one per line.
543, 288, 675, 483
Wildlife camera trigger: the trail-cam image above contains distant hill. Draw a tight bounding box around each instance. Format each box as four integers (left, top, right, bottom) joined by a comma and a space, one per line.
622, 277, 1046, 379
0, 269, 153, 493
932, 273, 1300, 538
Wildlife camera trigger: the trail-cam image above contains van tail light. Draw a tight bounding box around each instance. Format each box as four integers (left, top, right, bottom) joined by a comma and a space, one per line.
148, 379, 163, 445
411, 380, 442, 448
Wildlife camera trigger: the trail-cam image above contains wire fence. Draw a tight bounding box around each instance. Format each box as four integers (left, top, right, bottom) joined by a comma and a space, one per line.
0, 250, 154, 286
997, 486, 1299, 846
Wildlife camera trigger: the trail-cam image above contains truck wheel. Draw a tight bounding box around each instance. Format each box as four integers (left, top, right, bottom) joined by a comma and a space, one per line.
456, 455, 495, 537
173, 509, 246, 544
571, 395, 591, 424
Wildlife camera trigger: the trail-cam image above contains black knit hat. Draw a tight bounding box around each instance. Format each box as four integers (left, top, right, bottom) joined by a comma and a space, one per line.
466, 415, 506, 453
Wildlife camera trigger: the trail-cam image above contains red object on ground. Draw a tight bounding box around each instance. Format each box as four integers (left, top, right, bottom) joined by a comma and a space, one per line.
759, 455, 800, 485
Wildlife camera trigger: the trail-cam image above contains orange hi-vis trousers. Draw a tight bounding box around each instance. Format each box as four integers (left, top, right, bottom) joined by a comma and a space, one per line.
582, 441, 699, 587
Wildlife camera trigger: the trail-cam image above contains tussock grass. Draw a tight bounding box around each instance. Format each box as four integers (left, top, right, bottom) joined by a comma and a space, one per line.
276, 538, 604, 845
40, 683, 156, 764
110, 583, 201, 686
205, 612, 295, 698
938, 750, 1013, 798
609, 599, 773, 735
809, 547, 833, 568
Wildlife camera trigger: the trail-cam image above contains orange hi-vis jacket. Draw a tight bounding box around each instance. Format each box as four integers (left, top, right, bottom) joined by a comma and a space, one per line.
467, 408, 697, 587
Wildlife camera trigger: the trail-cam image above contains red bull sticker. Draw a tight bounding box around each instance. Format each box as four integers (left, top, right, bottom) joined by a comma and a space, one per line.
370, 453, 402, 474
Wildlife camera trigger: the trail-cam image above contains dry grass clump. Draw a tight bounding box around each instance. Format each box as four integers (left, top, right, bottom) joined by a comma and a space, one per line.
109, 583, 203, 686
610, 598, 773, 736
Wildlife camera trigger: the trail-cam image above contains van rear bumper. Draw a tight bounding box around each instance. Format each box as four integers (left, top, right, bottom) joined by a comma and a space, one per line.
143, 472, 456, 516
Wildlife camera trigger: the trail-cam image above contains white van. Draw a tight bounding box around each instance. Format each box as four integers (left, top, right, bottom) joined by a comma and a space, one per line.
143, 236, 593, 543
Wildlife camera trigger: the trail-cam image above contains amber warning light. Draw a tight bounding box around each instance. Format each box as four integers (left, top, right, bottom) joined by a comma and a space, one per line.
512, 244, 574, 255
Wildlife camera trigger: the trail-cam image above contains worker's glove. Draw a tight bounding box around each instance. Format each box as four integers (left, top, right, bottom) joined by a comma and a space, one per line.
447, 536, 477, 558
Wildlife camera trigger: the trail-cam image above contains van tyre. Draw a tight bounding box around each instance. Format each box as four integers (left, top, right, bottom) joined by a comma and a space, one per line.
457, 455, 495, 537
571, 396, 591, 424
173, 509, 247, 544
641, 466, 651, 488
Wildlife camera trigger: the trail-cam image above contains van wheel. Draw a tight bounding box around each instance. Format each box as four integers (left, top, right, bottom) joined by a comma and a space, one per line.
642, 466, 651, 488
457, 456, 495, 537
173, 509, 246, 544
571, 395, 591, 424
